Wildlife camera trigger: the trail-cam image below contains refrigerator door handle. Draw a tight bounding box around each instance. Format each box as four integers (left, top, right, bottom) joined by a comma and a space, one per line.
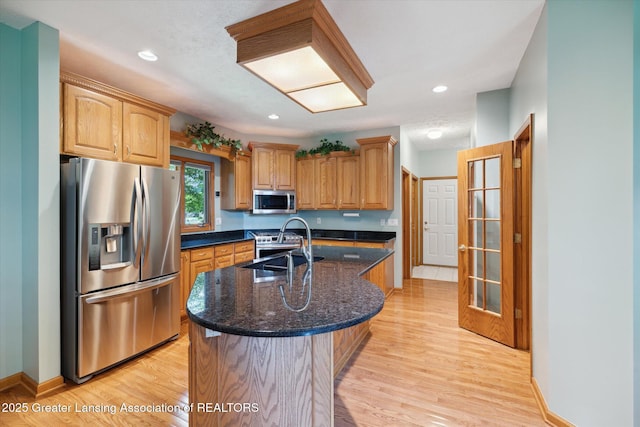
133, 178, 143, 268
141, 177, 151, 262
85, 274, 177, 304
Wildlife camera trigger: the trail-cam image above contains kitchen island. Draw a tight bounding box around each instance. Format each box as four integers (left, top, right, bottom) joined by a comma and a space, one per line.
186, 245, 391, 426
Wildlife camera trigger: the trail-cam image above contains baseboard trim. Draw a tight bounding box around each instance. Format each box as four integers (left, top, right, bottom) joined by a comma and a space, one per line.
0, 372, 22, 392
531, 377, 574, 427
0, 372, 65, 398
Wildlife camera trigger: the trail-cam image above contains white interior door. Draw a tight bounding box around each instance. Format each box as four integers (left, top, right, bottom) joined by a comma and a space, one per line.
422, 179, 458, 266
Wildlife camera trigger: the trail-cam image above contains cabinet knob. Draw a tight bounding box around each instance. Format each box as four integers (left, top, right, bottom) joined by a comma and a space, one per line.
113, 143, 117, 155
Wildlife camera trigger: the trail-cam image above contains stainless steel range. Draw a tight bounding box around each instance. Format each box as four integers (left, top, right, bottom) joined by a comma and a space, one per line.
250, 230, 303, 258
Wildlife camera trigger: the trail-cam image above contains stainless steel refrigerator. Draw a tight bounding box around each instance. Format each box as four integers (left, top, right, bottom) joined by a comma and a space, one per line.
61, 157, 181, 383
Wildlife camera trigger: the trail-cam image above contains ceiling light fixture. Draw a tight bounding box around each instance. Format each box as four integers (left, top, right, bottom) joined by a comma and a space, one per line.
268, 114, 280, 120
226, 0, 374, 113
137, 50, 158, 62
427, 129, 443, 139
432, 85, 448, 93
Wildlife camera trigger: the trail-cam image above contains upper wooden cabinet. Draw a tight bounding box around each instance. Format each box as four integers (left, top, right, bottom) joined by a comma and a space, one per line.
220, 152, 252, 210
60, 71, 175, 168
316, 156, 337, 209
336, 154, 360, 209
249, 142, 299, 191
61, 84, 122, 161
357, 135, 397, 210
296, 156, 316, 210
296, 151, 360, 210
122, 103, 169, 166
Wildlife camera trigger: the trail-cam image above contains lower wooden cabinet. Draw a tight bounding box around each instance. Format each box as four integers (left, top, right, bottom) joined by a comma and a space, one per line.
179, 250, 191, 319
214, 243, 234, 269
313, 239, 395, 297
235, 240, 255, 264
356, 241, 395, 298
180, 240, 255, 319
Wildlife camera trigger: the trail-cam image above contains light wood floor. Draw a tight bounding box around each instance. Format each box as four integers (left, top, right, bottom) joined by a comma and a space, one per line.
0, 278, 545, 426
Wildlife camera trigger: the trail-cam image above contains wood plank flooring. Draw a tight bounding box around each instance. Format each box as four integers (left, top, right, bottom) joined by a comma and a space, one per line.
335, 278, 546, 426
0, 278, 545, 426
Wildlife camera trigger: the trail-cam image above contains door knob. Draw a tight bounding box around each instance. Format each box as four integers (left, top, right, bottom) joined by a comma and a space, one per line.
458, 244, 467, 252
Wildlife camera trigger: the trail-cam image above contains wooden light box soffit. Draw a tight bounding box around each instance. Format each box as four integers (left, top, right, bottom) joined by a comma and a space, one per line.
226, 0, 374, 113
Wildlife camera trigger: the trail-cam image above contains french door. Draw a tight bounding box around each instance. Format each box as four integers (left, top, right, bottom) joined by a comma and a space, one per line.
457, 141, 515, 347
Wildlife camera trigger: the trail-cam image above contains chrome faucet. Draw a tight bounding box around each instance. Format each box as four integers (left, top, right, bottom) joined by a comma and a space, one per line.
277, 216, 313, 266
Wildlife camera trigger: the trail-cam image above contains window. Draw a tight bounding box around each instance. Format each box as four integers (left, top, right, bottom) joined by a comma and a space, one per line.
170, 156, 215, 232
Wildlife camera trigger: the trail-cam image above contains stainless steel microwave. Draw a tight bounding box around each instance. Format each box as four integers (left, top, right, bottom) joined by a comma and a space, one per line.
253, 190, 296, 214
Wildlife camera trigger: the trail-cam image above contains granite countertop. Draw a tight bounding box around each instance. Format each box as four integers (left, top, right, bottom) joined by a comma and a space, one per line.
180, 229, 396, 250
186, 245, 391, 337
308, 229, 396, 243
180, 230, 251, 250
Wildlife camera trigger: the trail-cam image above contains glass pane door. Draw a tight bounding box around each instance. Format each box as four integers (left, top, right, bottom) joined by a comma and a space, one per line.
467, 157, 502, 314
457, 141, 515, 347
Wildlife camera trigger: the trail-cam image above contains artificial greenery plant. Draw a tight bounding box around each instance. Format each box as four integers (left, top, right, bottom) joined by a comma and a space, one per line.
295, 138, 354, 159
185, 121, 242, 152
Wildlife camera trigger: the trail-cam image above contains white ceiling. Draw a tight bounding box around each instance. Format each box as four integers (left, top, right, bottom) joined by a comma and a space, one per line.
0, 0, 544, 151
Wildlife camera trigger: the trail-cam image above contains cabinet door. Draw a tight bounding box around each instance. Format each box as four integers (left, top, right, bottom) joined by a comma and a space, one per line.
252, 147, 274, 189
274, 149, 296, 190
360, 142, 391, 209
337, 155, 360, 209
235, 154, 252, 209
180, 250, 191, 319
190, 259, 215, 281
220, 153, 252, 210
62, 84, 122, 161
296, 157, 316, 209
315, 156, 337, 209
122, 103, 166, 167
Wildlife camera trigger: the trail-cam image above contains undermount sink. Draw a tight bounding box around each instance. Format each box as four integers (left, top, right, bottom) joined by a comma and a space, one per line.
242, 254, 324, 271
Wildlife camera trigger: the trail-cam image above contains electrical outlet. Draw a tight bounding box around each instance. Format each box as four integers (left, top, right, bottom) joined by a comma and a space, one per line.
316, 217, 322, 225
380, 219, 385, 226
215, 218, 222, 225
387, 218, 399, 226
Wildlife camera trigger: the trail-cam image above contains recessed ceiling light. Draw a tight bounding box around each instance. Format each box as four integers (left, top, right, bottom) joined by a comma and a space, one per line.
427, 129, 443, 139
432, 85, 448, 93
138, 50, 158, 62
268, 114, 280, 120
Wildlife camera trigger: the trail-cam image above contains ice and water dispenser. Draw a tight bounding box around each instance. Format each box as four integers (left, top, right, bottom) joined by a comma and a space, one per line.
87, 223, 132, 271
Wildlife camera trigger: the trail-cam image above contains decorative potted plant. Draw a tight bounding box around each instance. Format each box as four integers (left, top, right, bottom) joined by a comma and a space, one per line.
185, 121, 242, 152
295, 138, 354, 159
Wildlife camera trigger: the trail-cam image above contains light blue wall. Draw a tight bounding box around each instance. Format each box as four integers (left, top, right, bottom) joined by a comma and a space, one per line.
21, 22, 61, 383
475, 88, 511, 148
506, 1, 634, 425
0, 21, 60, 383
547, 1, 633, 425
413, 149, 458, 178
510, 0, 550, 398
0, 23, 24, 380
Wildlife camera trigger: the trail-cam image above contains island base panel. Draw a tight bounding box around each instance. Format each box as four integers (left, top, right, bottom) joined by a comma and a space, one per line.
189, 321, 334, 427
333, 321, 370, 377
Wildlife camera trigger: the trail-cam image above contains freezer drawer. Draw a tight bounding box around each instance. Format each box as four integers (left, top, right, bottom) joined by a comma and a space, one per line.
76, 274, 179, 380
